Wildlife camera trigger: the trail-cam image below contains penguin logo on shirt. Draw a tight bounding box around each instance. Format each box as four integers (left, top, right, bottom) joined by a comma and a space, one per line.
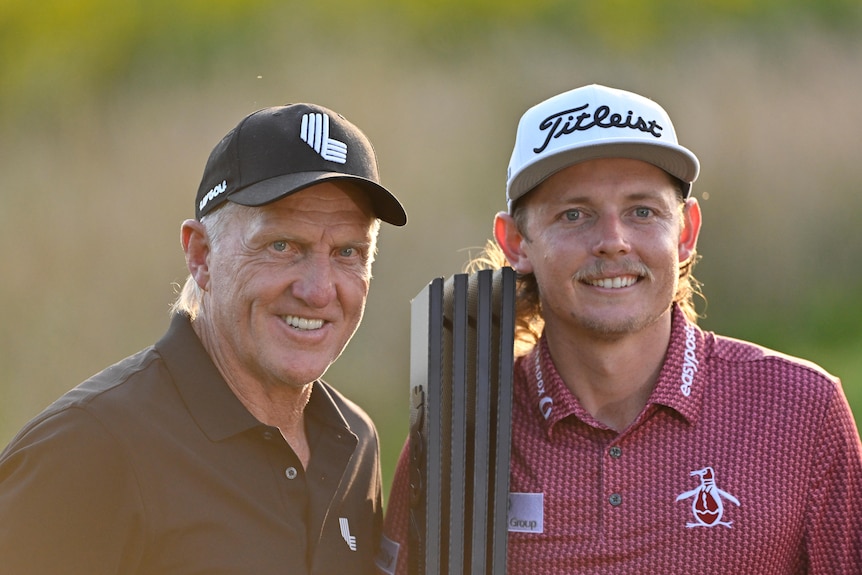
675, 466, 740, 528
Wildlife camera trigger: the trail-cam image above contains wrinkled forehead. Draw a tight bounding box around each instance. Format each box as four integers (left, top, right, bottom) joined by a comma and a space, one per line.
253, 181, 375, 219
209, 185, 376, 247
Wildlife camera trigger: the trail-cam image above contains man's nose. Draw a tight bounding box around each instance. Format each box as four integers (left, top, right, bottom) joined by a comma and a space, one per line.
591, 215, 631, 257
291, 256, 336, 308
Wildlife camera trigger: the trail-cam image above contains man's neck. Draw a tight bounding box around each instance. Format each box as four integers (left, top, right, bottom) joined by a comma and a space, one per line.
227, 378, 313, 468
544, 315, 671, 432
191, 317, 314, 468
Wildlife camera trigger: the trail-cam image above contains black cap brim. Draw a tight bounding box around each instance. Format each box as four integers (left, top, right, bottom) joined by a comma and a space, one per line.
228, 171, 407, 226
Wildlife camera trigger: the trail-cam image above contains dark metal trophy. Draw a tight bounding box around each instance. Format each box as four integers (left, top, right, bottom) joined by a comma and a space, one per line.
408, 268, 516, 575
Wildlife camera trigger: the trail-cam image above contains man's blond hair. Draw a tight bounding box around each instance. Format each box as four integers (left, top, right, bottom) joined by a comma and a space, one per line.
170, 203, 239, 320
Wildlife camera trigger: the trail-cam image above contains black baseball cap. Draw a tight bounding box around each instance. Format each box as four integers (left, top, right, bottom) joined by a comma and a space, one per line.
196, 103, 407, 225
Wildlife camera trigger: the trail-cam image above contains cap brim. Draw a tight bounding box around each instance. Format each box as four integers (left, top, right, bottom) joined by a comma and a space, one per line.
509, 139, 700, 204
229, 171, 407, 226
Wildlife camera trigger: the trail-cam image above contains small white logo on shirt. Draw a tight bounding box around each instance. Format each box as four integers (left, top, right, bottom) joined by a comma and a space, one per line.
339, 517, 357, 551
680, 323, 699, 397
374, 534, 400, 575
301, 112, 348, 164
507, 492, 544, 533
534, 352, 553, 420
675, 466, 740, 528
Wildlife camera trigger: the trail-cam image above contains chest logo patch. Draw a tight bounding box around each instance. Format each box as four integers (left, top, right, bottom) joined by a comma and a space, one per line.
675, 466, 740, 528
339, 517, 357, 551
507, 492, 544, 533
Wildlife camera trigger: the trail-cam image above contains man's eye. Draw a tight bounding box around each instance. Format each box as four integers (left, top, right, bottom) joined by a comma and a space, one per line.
272, 241, 288, 252
339, 247, 357, 258
564, 209, 581, 221
635, 208, 653, 218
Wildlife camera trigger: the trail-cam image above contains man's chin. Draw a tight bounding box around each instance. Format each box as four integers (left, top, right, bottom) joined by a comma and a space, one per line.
577, 310, 666, 341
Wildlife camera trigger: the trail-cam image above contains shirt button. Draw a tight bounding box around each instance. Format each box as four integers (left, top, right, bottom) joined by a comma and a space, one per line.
609, 446, 622, 458
609, 493, 622, 506
262, 430, 274, 441
285, 467, 298, 480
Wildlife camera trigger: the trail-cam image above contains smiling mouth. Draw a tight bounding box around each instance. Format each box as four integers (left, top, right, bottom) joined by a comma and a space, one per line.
283, 315, 325, 331
585, 275, 639, 289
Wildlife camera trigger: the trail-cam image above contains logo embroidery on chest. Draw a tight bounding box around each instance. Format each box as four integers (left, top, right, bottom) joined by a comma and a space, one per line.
674, 467, 740, 528
339, 517, 357, 551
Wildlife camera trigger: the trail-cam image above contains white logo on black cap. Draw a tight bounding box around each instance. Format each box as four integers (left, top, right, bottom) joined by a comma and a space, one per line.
300, 113, 347, 164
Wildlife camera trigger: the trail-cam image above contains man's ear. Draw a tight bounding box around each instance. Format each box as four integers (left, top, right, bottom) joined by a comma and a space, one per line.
181, 219, 211, 290
493, 212, 534, 274
679, 198, 702, 262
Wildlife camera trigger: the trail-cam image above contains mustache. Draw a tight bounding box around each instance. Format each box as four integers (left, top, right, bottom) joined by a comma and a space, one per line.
573, 260, 654, 283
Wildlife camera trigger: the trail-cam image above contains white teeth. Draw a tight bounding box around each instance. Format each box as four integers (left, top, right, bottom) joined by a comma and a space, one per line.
588, 276, 638, 289
284, 315, 325, 330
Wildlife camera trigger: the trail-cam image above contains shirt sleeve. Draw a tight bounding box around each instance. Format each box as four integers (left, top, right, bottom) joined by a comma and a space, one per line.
376, 437, 410, 575
0, 407, 146, 575
803, 380, 862, 573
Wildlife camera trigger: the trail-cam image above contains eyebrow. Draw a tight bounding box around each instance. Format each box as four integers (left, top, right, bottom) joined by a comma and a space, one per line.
559, 188, 672, 205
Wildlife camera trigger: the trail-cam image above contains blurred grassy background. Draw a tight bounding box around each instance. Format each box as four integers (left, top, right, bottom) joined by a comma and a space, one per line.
2, 0, 861, 501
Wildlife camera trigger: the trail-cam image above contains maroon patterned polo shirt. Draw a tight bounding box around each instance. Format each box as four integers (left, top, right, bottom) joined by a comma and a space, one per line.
378, 306, 862, 574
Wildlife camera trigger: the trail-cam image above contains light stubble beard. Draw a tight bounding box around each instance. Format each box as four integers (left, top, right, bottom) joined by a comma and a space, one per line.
566, 259, 677, 341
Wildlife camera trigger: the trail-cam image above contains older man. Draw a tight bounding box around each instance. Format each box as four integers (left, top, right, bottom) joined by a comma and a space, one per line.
0, 103, 406, 574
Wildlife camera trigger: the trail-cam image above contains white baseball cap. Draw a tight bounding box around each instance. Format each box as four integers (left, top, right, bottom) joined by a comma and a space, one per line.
506, 84, 700, 210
